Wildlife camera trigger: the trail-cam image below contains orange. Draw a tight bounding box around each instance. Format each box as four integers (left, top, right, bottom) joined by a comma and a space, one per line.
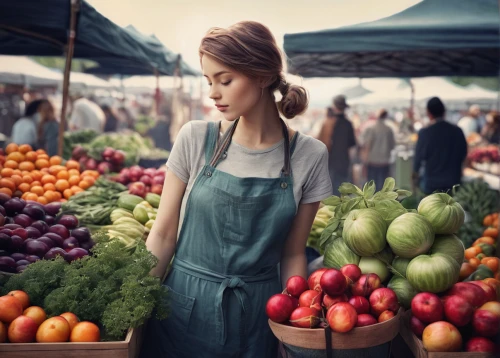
23, 306, 46, 327
40, 167, 50, 174
63, 189, 73, 200
41, 175, 57, 185
56, 170, 69, 180
18, 183, 31, 193
30, 170, 43, 181
37, 154, 49, 161
59, 312, 80, 332
483, 214, 494, 227
30, 186, 44, 196
0, 178, 16, 192
49, 156, 62, 166
36, 196, 48, 205
81, 175, 95, 185
35, 149, 46, 155
30, 181, 42, 188
18, 161, 35, 172
35, 159, 50, 170
25, 151, 38, 162
69, 321, 100, 342
68, 169, 80, 178
78, 180, 92, 190
7, 290, 30, 310
36, 317, 70, 343
7, 152, 25, 163
68, 176, 81, 186
48, 165, 66, 176
43, 190, 56, 202
5, 143, 19, 155
71, 185, 83, 195
10, 174, 23, 187
24, 193, 38, 201
459, 262, 475, 281
465, 246, 482, 260
481, 257, 500, 273
12, 169, 22, 176
483, 227, 499, 239
473, 237, 496, 246
65, 160, 80, 171
18, 144, 33, 154
0, 168, 14, 177
0, 188, 12, 197
469, 257, 481, 269
52, 191, 62, 201
43, 183, 56, 192
21, 192, 29, 200
4, 160, 18, 169
55, 180, 70, 192
22, 175, 34, 184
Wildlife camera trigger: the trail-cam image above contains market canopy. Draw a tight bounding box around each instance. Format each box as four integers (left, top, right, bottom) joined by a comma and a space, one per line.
0, 0, 172, 75
284, 0, 500, 78
0, 55, 62, 87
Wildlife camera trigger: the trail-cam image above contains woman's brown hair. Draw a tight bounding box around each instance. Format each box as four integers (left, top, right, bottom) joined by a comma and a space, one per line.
199, 21, 308, 119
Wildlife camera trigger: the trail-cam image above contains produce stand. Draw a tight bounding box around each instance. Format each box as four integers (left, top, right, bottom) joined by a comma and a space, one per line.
462, 168, 500, 191
0, 325, 143, 358
399, 311, 496, 358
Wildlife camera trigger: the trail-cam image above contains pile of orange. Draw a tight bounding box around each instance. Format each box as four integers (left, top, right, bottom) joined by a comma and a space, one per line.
0, 143, 99, 204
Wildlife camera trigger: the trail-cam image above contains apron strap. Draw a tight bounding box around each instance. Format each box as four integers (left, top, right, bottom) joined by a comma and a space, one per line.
204, 121, 220, 164
281, 120, 292, 177
210, 119, 239, 167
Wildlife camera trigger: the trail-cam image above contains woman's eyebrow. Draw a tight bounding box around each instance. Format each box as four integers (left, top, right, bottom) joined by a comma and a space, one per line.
203, 70, 231, 78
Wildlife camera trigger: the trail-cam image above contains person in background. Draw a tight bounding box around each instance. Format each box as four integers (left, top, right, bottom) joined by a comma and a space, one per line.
481, 111, 500, 144
69, 94, 105, 133
362, 109, 395, 190
10, 99, 42, 148
458, 104, 481, 138
101, 105, 119, 133
37, 100, 59, 156
147, 113, 172, 151
413, 97, 467, 195
117, 107, 135, 130
318, 95, 357, 195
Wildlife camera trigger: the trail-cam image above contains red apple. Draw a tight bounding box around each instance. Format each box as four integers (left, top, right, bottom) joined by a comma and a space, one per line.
308, 268, 328, 291
340, 264, 362, 284
320, 268, 347, 296
286, 276, 309, 298
0, 295, 23, 323
290, 296, 299, 308
443, 295, 474, 327
348, 296, 370, 315
369, 288, 400, 316
378, 310, 395, 323
446, 282, 487, 307
265, 294, 295, 323
422, 321, 462, 352
472, 309, 500, 337
8, 315, 38, 343
326, 302, 358, 333
479, 301, 500, 318
323, 294, 347, 310
356, 314, 377, 327
289, 307, 321, 328
411, 292, 444, 323
351, 273, 381, 297
410, 315, 427, 338
465, 337, 496, 353
468, 281, 497, 303
299, 290, 323, 311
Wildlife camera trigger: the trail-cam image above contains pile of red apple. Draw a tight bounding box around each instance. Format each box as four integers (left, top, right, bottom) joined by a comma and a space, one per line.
266, 265, 400, 333
72, 146, 126, 175
409, 281, 500, 353
110, 166, 165, 198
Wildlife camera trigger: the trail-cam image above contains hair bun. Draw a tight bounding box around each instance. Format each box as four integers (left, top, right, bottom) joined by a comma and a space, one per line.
278, 84, 308, 119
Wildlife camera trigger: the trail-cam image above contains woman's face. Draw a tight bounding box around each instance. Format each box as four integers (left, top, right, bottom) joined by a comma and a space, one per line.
39, 101, 54, 119
201, 54, 261, 121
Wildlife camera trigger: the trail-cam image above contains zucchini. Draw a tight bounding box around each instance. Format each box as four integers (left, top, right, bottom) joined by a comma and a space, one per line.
117, 194, 144, 211
146, 193, 161, 209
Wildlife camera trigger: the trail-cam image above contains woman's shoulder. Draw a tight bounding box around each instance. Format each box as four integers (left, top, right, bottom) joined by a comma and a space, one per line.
294, 132, 328, 157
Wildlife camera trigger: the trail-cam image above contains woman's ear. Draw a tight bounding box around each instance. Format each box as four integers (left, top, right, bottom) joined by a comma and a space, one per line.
258, 75, 277, 89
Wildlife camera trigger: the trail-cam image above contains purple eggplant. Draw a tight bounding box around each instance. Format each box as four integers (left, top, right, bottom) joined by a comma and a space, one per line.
44, 247, 67, 260
44, 233, 64, 247
0, 256, 16, 272
0, 193, 10, 205
3, 224, 21, 230
65, 248, 88, 262
63, 237, 79, 250
37, 237, 55, 250
80, 238, 95, 251
16, 265, 27, 273
9, 235, 24, 252
0, 228, 12, 236
44, 202, 62, 217
4, 216, 14, 225
25, 255, 41, 263
26, 226, 42, 239
44, 215, 56, 226
48, 224, 69, 239
30, 220, 50, 235
57, 215, 79, 230
22, 205, 45, 220
15, 259, 30, 267
12, 228, 28, 240
0, 233, 10, 250
13, 214, 33, 228
3, 198, 25, 215
24, 240, 49, 258
71, 227, 91, 243
11, 253, 26, 261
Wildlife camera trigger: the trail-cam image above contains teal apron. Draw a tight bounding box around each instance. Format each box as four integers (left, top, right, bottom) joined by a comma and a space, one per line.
141, 119, 298, 358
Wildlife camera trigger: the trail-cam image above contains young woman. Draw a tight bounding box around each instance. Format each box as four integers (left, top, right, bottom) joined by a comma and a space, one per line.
37, 100, 59, 156
141, 21, 332, 358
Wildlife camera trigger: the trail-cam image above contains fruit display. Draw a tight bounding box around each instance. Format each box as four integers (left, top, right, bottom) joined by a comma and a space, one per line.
0, 233, 169, 341
71, 145, 127, 175
0, 197, 94, 273
266, 263, 400, 334
62, 129, 99, 160
110, 166, 166, 197
408, 281, 500, 353
0, 144, 100, 203
468, 145, 500, 175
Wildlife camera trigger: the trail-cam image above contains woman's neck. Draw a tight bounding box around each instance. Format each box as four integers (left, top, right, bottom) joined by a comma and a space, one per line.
231, 93, 283, 150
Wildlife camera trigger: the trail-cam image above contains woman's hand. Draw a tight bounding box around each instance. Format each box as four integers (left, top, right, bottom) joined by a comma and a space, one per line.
146, 169, 187, 278
280, 202, 321, 287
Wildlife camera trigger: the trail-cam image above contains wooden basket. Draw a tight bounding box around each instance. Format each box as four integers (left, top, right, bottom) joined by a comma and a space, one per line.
269, 308, 401, 350
0, 325, 143, 358
399, 310, 496, 358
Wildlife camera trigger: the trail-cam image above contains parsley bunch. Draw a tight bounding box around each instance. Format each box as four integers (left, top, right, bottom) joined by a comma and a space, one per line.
2, 232, 168, 341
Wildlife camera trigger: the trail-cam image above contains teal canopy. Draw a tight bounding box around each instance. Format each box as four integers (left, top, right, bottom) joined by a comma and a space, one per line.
284, 0, 500, 78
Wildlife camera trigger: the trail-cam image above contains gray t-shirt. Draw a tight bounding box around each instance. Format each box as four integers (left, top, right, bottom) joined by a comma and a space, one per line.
167, 121, 333, 227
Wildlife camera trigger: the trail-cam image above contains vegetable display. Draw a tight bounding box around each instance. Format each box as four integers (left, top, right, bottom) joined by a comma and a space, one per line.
111, 166, 166, 197
453, 179, 500, 227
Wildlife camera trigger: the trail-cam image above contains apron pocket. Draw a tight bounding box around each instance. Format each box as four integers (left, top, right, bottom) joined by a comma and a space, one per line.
163, 285, 195, 333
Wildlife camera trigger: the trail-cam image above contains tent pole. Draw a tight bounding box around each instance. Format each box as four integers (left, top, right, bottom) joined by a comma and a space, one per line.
409, 79, 415, 122
58, 0, 80, 157
154, 69, 160, 118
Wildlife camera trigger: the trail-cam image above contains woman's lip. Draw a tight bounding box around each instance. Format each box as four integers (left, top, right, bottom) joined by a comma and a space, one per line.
215, 105, 228, 108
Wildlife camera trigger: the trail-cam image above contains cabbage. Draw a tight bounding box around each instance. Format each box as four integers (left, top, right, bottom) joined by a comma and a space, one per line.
343, 209, 387, 257
323, 238, 360, 269
359, 256, 390, 282
386, 213, 435, 259
406, 253, 460, 293
429, 234, 465, 265
391, 257, 411, 278
417, 193, 465, 234
387, 275, 419, 309
375, 245, 394, 265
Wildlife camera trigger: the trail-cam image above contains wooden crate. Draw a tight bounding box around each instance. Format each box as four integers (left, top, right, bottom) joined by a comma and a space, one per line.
399, 311, 496, 358
0, 325, 143, 358
269, 308, 401, 350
